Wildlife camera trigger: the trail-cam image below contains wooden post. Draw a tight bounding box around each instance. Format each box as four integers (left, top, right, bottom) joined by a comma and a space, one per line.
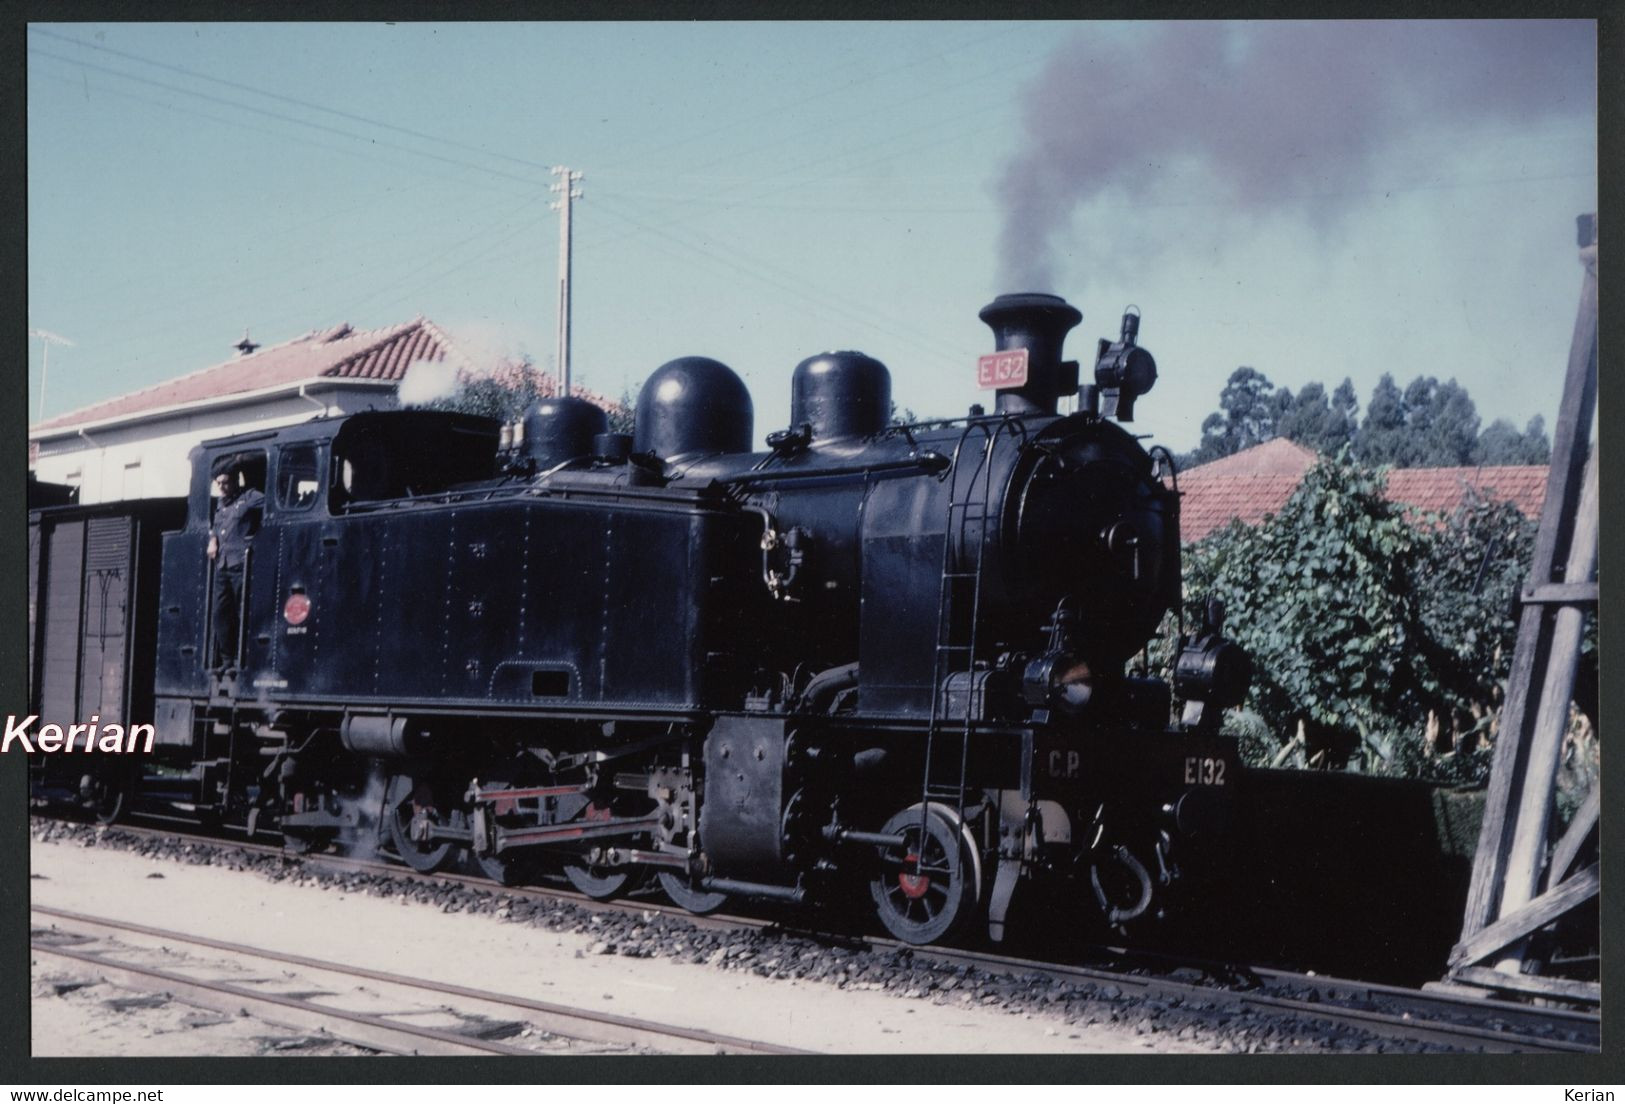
1451, 215, 1599, 994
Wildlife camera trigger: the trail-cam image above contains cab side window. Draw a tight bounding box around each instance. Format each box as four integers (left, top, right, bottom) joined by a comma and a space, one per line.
275, 445, 322, 512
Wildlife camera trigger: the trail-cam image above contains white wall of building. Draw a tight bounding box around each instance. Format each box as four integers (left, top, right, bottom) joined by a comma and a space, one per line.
31, 384, 396, 504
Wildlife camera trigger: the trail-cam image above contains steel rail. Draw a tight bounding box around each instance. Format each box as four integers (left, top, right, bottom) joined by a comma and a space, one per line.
30, 941, 534, 1057
866, 942, 1599, 1054
35, 815, 1597, 1053
31, 905, 811, 1056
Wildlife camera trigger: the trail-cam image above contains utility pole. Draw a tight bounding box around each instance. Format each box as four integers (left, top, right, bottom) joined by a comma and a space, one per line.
28, 328, 75, 422
550, 166, 584, 398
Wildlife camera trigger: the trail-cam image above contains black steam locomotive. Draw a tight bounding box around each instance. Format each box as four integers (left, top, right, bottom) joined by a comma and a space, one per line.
29, 293, 1248, 945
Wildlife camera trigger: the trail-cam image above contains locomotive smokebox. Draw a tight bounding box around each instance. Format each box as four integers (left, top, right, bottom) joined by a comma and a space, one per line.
978, 293, 1083, 415
634, 356, 755, 461
790, 351, 892, 441
523, 397, 608, 470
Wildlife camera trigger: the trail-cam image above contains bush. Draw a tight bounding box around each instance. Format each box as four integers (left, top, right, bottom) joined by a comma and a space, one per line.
1178, 451, 1534, 784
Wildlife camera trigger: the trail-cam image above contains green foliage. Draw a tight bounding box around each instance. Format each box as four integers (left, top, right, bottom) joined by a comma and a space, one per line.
1190, 366, 1279, 464
424, 375, 532, 423
1181, 451, 1534, 784
415, 358, 632, 432
1475, 415, 1552, 465
607, 387, 636, 435
1182, 369, 1547, 471
417, 358, 544, 423
1276, 380, 1357, 456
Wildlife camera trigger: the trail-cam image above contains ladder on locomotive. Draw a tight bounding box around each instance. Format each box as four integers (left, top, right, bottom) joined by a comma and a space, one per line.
917, 417, 1026, 825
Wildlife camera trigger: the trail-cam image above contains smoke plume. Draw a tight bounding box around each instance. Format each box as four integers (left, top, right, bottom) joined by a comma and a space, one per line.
397, 357, 461, 406
997, 21, 1595, 291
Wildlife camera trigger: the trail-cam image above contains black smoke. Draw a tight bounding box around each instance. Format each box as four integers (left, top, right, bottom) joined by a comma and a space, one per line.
996, 21, 1596, 292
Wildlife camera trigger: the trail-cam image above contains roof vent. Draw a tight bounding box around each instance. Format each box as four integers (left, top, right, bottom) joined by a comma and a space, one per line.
323, 323, 354, 343
234, 329, 260, 357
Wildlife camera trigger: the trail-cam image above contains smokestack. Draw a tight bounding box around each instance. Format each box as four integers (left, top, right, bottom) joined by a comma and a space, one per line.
977, 293, 1082, 415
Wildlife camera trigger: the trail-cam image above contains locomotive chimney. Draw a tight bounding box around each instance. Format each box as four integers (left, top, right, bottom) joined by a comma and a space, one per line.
977, 293, 1083, 415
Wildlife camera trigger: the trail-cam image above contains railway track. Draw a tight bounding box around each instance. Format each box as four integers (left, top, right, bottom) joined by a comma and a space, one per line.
32, 814, 1599, 1054
30, 904, 809, 1057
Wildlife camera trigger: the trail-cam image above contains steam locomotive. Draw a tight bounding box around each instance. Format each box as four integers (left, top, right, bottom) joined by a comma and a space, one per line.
28, 293, 1249, 946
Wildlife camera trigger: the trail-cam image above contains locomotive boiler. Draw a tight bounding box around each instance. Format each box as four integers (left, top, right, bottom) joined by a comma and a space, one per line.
35, 292, 1249, 946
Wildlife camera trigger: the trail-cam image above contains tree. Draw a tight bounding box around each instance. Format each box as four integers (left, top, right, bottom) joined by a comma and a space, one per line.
417, 358, 631, 431
1277, 381, 1356, 455
1191, 366, 1281, 464
1357, 373, 1408, 465
1331, 377, 1360, 433
1475, 415, 1552, 465
1188, 367, 1549, 472
416, 357, 544, 422
607, 387, 636, 436
1399, 376, 1480, 467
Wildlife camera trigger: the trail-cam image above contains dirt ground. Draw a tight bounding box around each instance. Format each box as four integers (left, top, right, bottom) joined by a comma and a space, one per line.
29, 835, 1204, 1056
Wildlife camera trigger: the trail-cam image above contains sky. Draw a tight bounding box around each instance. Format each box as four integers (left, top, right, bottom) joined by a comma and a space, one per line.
26, 20, 1599, 456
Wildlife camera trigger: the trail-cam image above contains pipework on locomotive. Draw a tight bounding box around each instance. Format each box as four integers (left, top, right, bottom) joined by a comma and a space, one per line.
31, 293, 1250, 946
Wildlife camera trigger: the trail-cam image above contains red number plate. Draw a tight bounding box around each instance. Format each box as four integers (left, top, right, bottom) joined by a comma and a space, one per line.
977, 349, 1029, 390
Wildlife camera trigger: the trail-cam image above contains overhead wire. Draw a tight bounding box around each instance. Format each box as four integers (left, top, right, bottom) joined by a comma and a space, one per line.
28, 44, 555, 190
596, 21, 1035, 173
327, 199, 554, 322
33, 27, 1027, 379
28, 70, 535, 315
585, 193, 967, 369
31, 27, 561, 177
70, 189, 546, 376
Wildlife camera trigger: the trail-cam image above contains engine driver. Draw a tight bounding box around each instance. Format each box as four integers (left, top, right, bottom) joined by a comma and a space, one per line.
207, 460, 264, 675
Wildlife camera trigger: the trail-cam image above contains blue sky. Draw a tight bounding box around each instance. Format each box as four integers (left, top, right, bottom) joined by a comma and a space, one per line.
27, 21, 1597, 454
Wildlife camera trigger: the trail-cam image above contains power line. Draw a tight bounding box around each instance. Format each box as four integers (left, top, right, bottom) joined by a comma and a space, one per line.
65, 191, 546, 371
26, 63, 527, 200
31, 27, 559, 177
29, 44, 553, 189
29, 71, 537, 316
598, 22, 1038, 173
587, 193, 967, 368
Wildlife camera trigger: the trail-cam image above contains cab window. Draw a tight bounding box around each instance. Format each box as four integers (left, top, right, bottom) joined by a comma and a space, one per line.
276, 444, 322, 512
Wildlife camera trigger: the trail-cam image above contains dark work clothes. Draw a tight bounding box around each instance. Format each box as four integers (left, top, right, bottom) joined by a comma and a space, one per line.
209, 487, 262, 670
211, 565, 244, 670
211, 488, 264, 568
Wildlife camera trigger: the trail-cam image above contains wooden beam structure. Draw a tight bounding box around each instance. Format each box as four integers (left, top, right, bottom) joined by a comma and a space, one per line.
1449, 214, 1599, 1001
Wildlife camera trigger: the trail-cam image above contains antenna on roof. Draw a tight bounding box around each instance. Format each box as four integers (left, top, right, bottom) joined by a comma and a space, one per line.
28, 328, 75, 422
235, 329, 260, 357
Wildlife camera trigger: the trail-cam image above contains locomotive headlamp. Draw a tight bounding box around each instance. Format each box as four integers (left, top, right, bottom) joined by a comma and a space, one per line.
1092, 307, 1158, 422
1172, 598, 1252, 731
1022, 653, 1094, 716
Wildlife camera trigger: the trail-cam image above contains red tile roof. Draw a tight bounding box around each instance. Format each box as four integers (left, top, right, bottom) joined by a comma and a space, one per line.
1385, 466, 1548, 523
31, 317, 477, 436
1177, 439, 1318, 542
1177, 439, 1546, 542
1183, 437, 1320, 479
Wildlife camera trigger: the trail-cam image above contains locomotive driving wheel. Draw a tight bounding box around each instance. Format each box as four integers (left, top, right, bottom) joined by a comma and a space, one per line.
384, 772, 459, 873
561, 800, 642, 899
870, 804, 977, 945
657, 870, 729, 915
562, 857, 640, 899
79, 766, 130, 826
